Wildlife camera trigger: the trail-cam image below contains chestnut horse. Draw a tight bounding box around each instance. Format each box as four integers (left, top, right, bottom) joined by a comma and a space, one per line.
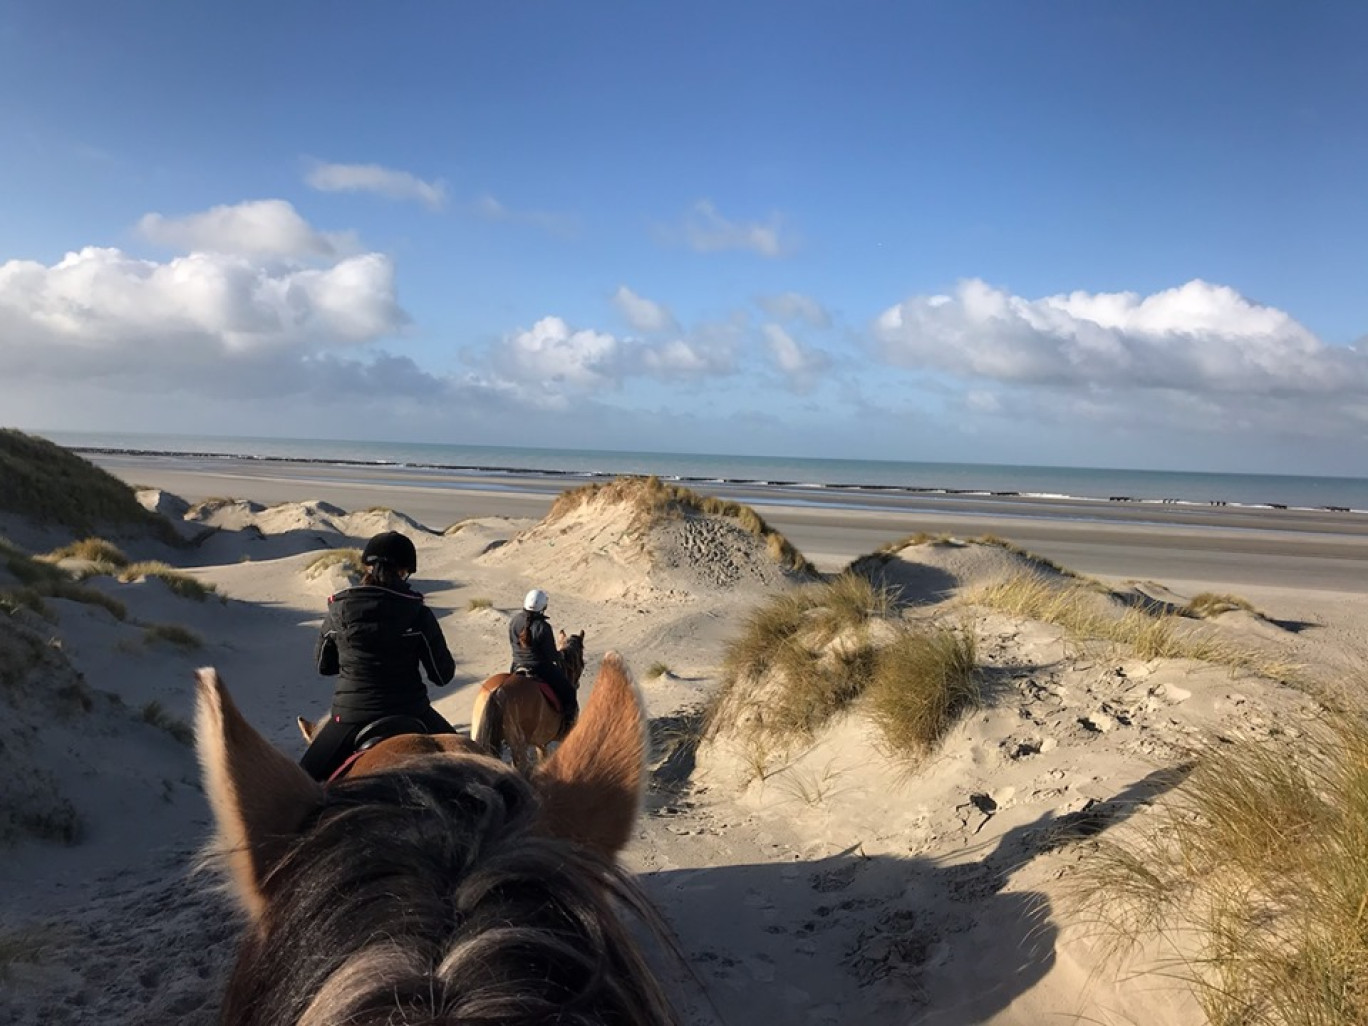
471, 629, 585, 772
194, 656, 676, 1026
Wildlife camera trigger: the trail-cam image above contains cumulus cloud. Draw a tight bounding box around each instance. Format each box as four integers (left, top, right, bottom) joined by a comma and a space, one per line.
612, 285, 677, 333
0, 246, 408, 391
305, 161, 446, 210
680, 200, 793, 258
874, 278, 1366, 396
137, 199, 355, 259
757, 291, 831, 328
763, 323, 831, 392
499, 316, 624, 391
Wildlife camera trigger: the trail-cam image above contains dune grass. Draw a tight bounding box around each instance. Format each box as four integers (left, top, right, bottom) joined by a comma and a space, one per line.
647, 661, 672, 679
2, 544, 127, 621
1184, 591, 1261, 619
709, 573, 979, 764
142, 622, 203, 650
117, 561, 215, 601
1069, 716, 1368, 1025
466, 596, 493, 611
964, 572, 1299, 682
547, 475, 817, 576
0, 429, 179, 541
0, 923, 62, 981
41, 537, 130, 567
305, 548, 363, 580
865, 627, 979, 757
140, 700, 195, 746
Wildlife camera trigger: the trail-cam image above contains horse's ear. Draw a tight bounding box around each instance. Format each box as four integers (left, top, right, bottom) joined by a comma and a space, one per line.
195, 668, 323, 924
534, 651, 645, 857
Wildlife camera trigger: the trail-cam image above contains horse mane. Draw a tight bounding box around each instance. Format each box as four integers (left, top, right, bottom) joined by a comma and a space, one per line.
219, 754, 677, 1026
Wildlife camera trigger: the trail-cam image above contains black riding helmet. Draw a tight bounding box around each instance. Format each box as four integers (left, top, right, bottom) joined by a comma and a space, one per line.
361, 531, 418, 574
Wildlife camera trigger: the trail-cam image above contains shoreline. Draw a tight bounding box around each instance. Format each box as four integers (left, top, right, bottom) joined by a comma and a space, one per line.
88, 451, 1368, 595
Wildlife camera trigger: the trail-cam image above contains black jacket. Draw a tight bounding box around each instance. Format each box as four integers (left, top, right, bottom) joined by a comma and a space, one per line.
316, 583, 455, 723
508, 608, 562, 676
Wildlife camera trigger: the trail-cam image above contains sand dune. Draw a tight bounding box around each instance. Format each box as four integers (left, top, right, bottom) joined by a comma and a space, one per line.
0, 461, 1360, 1025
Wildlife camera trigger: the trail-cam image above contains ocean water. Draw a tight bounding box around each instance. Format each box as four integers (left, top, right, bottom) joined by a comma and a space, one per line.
38, 429, 1368, 513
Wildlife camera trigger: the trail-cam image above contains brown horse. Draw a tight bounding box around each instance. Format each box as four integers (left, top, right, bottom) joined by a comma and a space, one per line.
194, 655, 676, 1025
471, 629, 585, 772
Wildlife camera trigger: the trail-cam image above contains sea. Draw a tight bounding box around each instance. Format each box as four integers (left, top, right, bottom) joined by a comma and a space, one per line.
32, 430, 1368, 515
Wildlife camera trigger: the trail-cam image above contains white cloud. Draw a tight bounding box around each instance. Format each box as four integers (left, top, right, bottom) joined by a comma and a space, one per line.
472, 194, 575, 235
639, 338, 736, 378
612, 285, 677, 333
305, 161, 446, 210
757, 291, 831, 328
0, 246, 408, 390
681, 200, 793, 258
763, 323, 830, 391
500, 316, 624, 390
873, 278, 1365, 396
137, 199, 355, 259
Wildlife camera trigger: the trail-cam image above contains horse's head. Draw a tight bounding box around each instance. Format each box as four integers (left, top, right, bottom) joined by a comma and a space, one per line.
195, 654, 671, 1025
558, 628, 587, 687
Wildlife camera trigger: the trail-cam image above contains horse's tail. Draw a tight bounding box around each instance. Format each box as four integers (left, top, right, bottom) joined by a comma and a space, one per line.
473, 685, 505, 756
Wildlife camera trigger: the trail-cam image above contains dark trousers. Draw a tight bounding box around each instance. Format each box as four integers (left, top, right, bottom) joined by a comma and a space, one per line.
299, 705, 456, 782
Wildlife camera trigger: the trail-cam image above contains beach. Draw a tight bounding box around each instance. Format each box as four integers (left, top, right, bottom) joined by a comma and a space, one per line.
5, 445, 1368, 1025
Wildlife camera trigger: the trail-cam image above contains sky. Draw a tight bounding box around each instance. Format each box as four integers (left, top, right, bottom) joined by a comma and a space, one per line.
1, 2, 1366, 476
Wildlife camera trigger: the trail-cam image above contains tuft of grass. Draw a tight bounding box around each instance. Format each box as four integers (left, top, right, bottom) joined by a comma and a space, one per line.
304, 548, 363, 580
444, 520, 472, 535
466, 596, 493, 611
0, 587, 51, 619
547, 475, 818, 576
1184, 592, 1260, 619
118, 561, 215, 601
142, 622, 203, 650
2, 546, 126, 620
0, 924, 63, 981
185, 496, 239, 517
140, 700, 195, 746
647, 661, 672, 679
865, 626, 979, 757
1069, 717, 1368, 1025
40, 537, 130, 567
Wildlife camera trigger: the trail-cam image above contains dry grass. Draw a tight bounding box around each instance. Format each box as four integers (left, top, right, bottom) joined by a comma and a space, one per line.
466, 596, 493, 611
118, 561, 215, 601
2, 546, 127, 620
865, 626, 979, 757
1069, 716, 1368, 1024
710, 573, 980, 766
40, 537, 130, 567
140, 700, 195, 746
1184, 592, 1261, 619
142, 622, 203, 650
304, 547, 363, 580
0, 429, 179, 541
547, 475, 817, 576
965, 572, 1300, 683
647, 661, 672, 679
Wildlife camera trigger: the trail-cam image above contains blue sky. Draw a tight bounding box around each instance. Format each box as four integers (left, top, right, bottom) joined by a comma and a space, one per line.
2, 2, 1365, 475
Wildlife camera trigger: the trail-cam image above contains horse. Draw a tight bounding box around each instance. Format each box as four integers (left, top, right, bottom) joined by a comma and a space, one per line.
194, 654, 678, 1026
471, 629, 586, 772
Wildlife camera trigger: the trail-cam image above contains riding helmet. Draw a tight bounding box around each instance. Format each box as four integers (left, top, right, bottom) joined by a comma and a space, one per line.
523, 588, 549, 613
362, 531, 418, 574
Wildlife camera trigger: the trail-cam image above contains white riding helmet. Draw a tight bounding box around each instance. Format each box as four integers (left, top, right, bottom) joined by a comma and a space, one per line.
523, 588, 549, 613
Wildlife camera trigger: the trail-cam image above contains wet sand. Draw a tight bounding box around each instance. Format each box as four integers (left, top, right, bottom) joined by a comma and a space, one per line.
88, 451, 1368, 593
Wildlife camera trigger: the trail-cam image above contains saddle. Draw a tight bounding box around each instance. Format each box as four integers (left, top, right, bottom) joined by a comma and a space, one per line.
513, 667, 563, 714
328, 714, 431, 783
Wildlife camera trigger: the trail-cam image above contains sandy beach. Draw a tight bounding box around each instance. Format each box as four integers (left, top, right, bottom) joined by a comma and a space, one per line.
4, 447, 1368, 1024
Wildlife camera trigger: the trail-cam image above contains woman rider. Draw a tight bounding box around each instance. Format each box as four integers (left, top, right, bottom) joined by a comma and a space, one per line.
508, 587, 578, 732
301, 530, 457, 781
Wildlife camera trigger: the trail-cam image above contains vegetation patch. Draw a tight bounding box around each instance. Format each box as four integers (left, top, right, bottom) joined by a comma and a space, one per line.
304, 548, 363, 581
2, 546, 127, 620
548, 476, 817, 576
140, 700, 195, 746
118, 561, 215, 601
466, 596, 493, 611
0, 923, 63, 982
964, 573, 1298, 682
40, 537, 131, 567
1070, 717, 1368, 1025
1183, 591, 1261, 619
708, 573, 979, 767
0, 429, 178, 540
142, 622, 203, 650
647, 661, 672, 679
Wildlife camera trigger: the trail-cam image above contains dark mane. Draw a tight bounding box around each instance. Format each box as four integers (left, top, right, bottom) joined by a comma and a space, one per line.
219, 755, 676, 1025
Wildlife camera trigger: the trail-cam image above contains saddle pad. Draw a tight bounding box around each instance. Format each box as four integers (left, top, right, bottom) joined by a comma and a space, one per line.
537, 680, 562, 714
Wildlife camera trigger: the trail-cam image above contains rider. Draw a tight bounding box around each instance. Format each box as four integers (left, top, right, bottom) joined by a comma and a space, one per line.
508, 587, 578, 732
301, 530, 457, 781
